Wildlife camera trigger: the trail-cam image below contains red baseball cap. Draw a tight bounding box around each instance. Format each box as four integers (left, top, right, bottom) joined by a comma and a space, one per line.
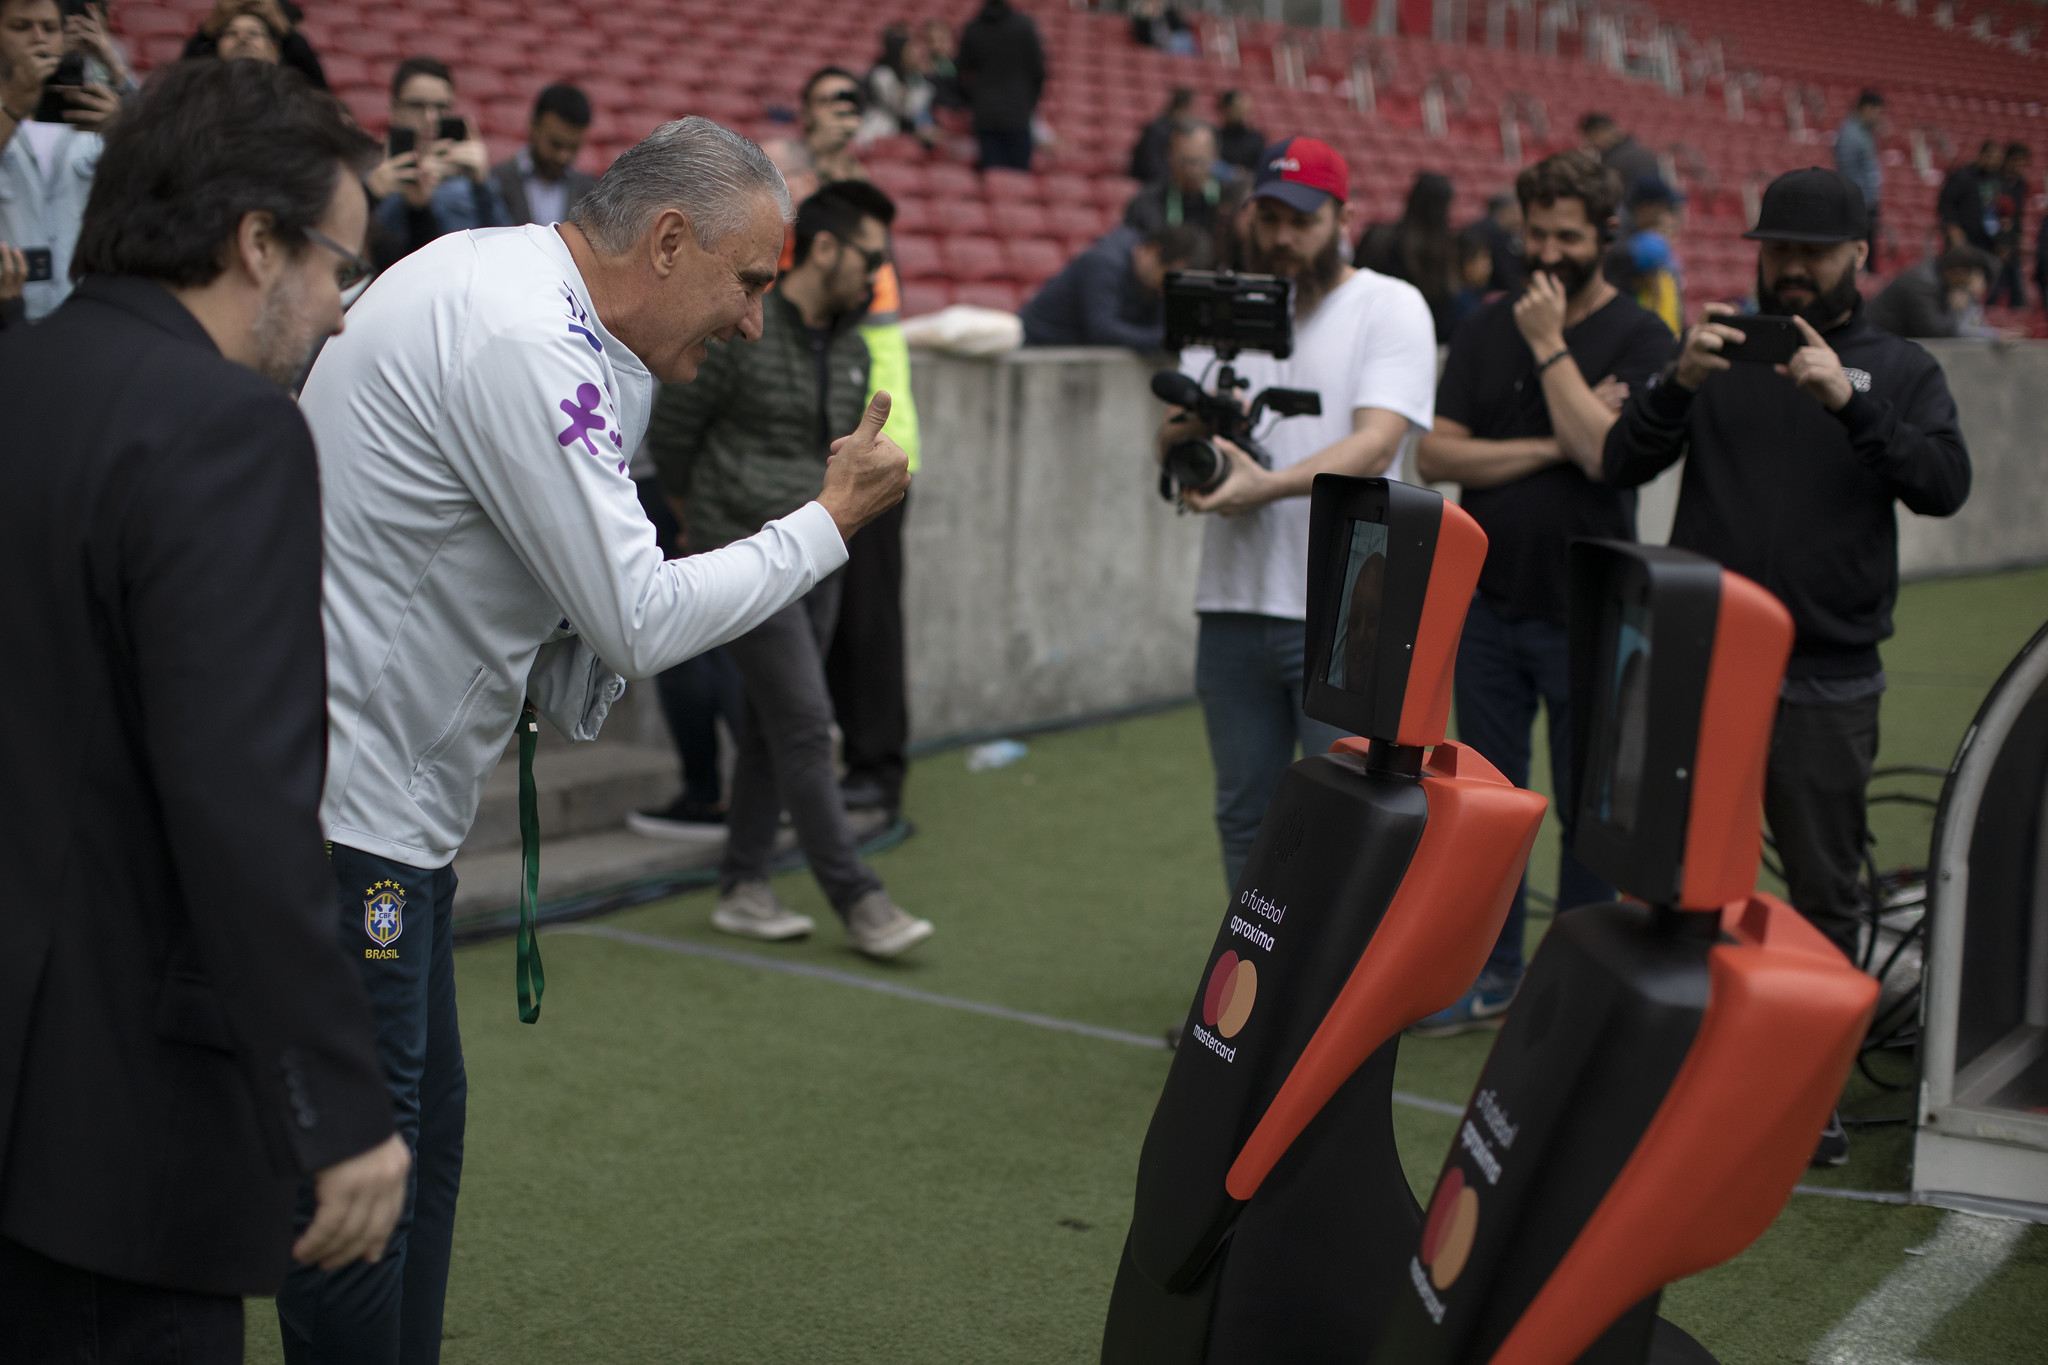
1253, 137, 1350, 213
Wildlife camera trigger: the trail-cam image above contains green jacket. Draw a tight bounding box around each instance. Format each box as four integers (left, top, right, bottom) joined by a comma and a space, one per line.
649, 288, 872, 552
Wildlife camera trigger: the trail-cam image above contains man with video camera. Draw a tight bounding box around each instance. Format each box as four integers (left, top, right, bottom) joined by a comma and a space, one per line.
1158, 138, 1437, 890
1603, 167, 1970, 1161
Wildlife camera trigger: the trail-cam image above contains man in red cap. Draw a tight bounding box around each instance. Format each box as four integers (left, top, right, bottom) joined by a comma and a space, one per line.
1157, 136, 1439, 892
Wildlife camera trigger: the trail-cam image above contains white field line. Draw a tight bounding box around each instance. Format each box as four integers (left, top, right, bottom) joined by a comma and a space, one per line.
1809, 1211, 2028, 1365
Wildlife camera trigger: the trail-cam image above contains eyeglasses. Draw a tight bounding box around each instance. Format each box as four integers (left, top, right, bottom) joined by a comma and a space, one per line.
305, 226, 372, 290
841, 240, 890, 275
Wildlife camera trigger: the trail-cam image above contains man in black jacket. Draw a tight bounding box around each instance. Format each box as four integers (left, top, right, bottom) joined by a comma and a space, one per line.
0, 60, 407, 1359
1603, 170, 1970, 1162
957, 0, 1044, 170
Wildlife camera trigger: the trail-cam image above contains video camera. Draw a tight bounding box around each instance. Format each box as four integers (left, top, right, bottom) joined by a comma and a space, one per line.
1152, 271, 1322, 503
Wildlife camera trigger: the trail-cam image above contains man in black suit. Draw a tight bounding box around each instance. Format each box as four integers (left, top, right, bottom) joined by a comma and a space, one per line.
488, 82, 598, 226
0, 60, 408, 1361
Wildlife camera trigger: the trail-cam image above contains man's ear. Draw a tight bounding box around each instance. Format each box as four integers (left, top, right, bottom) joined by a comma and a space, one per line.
649, 208, 696, 279
1336, 199, 1356, 238
1850, 239, 1870, 273
232, 210, 284, 288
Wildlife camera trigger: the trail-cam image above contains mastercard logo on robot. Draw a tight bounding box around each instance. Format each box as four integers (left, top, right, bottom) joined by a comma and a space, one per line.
1419, 1166, 1481, 1291
1200, 951, 1258, 1038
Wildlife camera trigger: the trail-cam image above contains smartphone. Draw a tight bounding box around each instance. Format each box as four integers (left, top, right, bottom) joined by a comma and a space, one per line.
22, 247, 52, 283
436, 114, 467, 142
1718, 314, 1803, 366
31, 52, 85, 125
387, 125, 416, 157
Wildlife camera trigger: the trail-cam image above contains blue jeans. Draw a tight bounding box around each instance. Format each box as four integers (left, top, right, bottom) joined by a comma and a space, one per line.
277, 845, 466, 1365
1195, 613, 1349, 891
1452, 593, 1612, 980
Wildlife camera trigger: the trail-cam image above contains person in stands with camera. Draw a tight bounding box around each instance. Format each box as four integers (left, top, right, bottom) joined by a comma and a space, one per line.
1159, 137, 1438, 892
0, 0, 110, 324
365, 56, 505, 269
1409, 150, 1676, 1037
1603, 166, 1971, 1165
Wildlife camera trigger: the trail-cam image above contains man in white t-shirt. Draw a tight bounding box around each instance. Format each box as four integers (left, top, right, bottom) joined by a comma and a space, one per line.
285, 118, 909, 1363
1162, 137, 1437, 889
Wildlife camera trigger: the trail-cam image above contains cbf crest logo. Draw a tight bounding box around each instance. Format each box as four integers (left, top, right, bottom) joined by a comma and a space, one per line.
364, 880, 406, 947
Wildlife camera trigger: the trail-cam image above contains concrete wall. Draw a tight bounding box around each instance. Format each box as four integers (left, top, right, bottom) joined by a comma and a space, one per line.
899, 341, 2048, 748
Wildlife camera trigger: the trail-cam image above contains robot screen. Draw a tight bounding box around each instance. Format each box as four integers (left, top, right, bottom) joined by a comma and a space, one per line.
1588, 595, 1653, 835
1324, 520, 1389, 697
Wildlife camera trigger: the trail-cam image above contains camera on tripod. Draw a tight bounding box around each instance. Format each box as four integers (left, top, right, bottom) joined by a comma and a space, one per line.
1152, 270, 1322, 502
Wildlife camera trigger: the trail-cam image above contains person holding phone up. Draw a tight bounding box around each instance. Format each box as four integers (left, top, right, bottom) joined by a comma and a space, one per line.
365, 55, 505, 269
1601, 166, 1972, 1166
0, 0, 115, 323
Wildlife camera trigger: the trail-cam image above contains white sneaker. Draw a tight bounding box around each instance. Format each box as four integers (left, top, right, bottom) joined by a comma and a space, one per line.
844, 890, 933, 960
712, 882, 814, 941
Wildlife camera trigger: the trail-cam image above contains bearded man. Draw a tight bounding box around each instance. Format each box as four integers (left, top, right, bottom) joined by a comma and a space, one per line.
1408, 149, 1676, 1036
1156, 137, 1438, 894
1604, 166, 1970, 1168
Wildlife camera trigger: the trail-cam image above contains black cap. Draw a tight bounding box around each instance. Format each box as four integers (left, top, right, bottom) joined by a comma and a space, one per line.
1742, 167, 1870, 244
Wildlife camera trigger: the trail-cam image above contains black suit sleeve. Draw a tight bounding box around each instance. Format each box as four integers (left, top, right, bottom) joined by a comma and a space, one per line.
1602, 369, 1693, 489
122, 389, 392, 1174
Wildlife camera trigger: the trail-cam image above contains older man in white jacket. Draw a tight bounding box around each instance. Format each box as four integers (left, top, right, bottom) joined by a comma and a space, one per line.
284, 118, 910, 1363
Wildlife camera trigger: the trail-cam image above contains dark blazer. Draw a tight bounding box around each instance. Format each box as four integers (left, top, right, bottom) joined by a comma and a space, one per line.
957, 0, 1045, 132
0, 276, 393, 1296
489, 153, 599, 226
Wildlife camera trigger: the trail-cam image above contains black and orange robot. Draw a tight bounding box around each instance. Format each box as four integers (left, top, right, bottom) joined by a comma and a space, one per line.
1369, 542, 1882, 1365
1102, 476, 1551, 1364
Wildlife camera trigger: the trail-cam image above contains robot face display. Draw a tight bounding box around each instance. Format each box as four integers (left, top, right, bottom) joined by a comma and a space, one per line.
1303, 477, 1487, 748
1567, 542, 1793, 910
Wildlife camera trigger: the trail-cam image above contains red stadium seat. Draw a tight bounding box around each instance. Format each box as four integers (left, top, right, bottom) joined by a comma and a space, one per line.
942, 236, 1012, 282
936, 200, 997, 235
1000, 203, 1054, 238
870, 163, 931, 200
892, 234, 944, 282
899, 280, 954, 317
115, 4, 190, 37
1005, 238, 1067, 286
891, 198, 940, 234
927, 163, 982, 200
953, 281, 1023, 312
1041, 172, 1094, 206
1045, 202, 1106, 240
983, 167, 1041, 203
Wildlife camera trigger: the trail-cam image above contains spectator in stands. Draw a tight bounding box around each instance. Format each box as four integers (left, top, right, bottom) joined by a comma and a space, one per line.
1834, 90, 1884, 270
2037, 195, 2048, 311
214, 8, 280, 63
957, 0, 1044, 171
1157, 137, 1438, 890
1448, 224, 1492, 334
1412, 149, 1675, 1036
1602, 175, 1683, 331
185, 0, 325, 89
763, 67, 867, 202
1938, 139, 2005, 253
1129, 86, 1195, 185
1358, 171, 1459, 342
1019, 221, 1212, 349
1990, 142, 2029, 306
489, 83, 595, 226
866, 23, 935, 145
1605, 168, 1970, 1162
365, 57, 506, 269
1578, 112, 1658, 216
1867, 243, 1997, 339
61, 1, 133, 101
921, 18, 963, 112
1467, 191, 1526, 292
0, 0, 107, 322
1129, 0, 1196, 57
1125, 121, 1224, 238
649, 182, 934, 959
0, 58, 408, 1360
1215, 89, 1262, 175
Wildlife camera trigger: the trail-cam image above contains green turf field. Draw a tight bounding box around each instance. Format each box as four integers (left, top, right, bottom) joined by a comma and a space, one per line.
246, 567, 2048, 1362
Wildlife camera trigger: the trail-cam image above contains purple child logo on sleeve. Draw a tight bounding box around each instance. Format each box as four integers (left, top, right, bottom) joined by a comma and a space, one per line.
558, 383, 608, 455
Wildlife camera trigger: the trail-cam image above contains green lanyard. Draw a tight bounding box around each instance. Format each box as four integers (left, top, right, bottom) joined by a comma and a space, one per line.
515, 702, 545, 1023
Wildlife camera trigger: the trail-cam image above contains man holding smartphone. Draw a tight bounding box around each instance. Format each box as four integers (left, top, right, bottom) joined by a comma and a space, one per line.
365, 55, 505, 268
0, 0, 107, 321
1603, 167, 1971, 1165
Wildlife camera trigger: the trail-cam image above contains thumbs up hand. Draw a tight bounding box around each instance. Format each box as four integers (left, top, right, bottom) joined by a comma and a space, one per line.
819, 391, 912, 543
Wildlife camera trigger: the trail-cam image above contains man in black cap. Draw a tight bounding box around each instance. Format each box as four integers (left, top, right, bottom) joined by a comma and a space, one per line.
1603, 167, 1971, 1166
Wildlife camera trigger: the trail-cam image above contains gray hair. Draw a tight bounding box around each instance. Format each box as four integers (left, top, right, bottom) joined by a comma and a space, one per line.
568, 116, 792, 254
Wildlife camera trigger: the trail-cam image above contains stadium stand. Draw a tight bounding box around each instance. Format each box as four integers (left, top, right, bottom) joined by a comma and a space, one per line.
110, 0, 2046, 326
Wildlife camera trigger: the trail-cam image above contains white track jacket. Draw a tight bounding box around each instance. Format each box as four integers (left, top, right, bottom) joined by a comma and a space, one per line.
303, 224, 847, 868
